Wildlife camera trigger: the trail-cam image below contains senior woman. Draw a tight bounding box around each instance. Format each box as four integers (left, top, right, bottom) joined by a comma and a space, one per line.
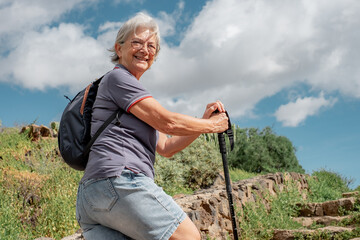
76, 12, 229, 240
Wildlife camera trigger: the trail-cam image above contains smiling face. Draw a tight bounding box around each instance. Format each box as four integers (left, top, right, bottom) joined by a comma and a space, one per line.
115, 26, 157, 80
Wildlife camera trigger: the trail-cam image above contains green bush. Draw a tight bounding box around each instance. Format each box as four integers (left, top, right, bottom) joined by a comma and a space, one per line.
228, 126, 304, 174
154, 154, 190, 196
308, 168, 352, 202
155, 134, 222, 195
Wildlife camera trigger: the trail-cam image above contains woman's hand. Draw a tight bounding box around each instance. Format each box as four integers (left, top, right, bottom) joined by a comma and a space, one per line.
209, 112, 229, 133
202, 100, 226, 119
156, 101, 228, 157
202, 101, 229, 133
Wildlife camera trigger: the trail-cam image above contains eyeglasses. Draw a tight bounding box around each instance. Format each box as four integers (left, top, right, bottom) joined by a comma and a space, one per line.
130, 40, 157, 55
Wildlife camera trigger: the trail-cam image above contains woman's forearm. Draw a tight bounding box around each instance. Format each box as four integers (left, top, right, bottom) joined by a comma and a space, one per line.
130, 97, 227, 136
159, 112, 215, 135
157, 133, 200, 157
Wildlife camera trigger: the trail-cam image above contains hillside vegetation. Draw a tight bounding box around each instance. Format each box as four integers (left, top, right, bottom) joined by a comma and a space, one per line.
0, 125, 359, 239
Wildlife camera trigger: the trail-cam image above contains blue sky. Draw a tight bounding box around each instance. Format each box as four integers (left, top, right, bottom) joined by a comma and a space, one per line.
0, 0, 359, 188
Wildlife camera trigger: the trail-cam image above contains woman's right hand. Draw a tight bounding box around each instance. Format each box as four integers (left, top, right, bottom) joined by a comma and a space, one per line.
202, 100, 229, 133
209, 111, 229, 133
202, 100, 225, 119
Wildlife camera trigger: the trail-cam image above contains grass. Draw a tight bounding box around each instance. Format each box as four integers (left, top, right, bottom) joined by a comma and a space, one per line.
0, 127, 82, 239
307, 168, 352, 202
237, 170, 360, 240
229, 168, 259, 182
239, 180, 306, 240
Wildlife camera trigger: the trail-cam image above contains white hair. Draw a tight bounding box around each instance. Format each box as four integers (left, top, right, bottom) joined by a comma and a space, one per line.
109, 12, 161, 64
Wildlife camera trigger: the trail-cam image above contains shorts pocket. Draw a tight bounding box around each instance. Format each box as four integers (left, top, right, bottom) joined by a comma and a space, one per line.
84, 178, 118, 212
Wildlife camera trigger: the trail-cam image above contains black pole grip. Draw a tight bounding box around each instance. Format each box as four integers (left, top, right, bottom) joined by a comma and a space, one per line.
218, 132, 227, 154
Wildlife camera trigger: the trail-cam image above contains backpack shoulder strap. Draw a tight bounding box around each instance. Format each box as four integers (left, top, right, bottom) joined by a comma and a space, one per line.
83, 110, 124, 156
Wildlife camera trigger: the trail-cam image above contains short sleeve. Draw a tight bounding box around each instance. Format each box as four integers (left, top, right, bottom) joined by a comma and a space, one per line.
105, 66, 152, 112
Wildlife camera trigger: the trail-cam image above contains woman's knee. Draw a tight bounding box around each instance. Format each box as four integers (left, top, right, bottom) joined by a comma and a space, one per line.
170, 216, 201, 240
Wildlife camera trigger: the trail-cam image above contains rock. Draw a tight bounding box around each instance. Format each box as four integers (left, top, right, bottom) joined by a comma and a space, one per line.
343, 191, 359, 198
293, 216, 351, 227
320, 226, 354, 233
20, 124, 55, 141
292, 217, 315, 227
322, 197, 355, 216
175, 172, 309, 239
297, 197, 355, 217
297, 202, 318, 217
273, 229, 315, 240
273, 226, 355, 240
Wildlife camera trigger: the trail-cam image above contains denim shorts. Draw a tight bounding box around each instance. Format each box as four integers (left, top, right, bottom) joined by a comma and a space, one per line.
76, 169, 186, 240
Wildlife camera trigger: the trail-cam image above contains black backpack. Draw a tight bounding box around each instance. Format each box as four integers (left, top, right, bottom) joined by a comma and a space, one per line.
58, 75, 123, 170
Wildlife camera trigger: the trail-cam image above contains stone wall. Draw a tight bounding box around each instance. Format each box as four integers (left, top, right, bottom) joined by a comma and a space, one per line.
174, 172, 309, 240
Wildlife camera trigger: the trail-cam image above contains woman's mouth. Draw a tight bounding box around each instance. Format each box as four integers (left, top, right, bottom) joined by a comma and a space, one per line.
134, 55, 148, 61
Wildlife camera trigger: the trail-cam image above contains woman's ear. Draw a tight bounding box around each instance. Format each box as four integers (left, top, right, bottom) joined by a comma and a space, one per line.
115, 43, 122, 59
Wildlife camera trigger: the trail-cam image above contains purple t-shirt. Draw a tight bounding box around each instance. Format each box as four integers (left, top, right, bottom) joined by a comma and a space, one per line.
81, 64, 158, 182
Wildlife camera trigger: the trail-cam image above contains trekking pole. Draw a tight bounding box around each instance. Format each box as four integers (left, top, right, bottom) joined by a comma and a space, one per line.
217, 111, 239, 240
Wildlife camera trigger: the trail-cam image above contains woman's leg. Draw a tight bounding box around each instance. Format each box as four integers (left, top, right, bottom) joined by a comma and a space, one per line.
169, 216, 201, 240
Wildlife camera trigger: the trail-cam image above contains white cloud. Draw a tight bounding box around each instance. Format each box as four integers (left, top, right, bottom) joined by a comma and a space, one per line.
0, 0, 113, 92
0, 0, 97, 53
274, 93, 337, 127
0, 23, 112, 91
1, 0, 360, 122
142, 0, 360, 118
154, 0, 185, 38
97, 21, 124, 49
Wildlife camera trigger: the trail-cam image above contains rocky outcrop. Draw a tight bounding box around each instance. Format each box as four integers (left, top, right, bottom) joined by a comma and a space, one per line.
296, 197, 356, 217
174, 172, 309, 239
292, 215, 351, 227
273, 226, 356, 240
20, 124, 57, 141
273, 193, 360, 240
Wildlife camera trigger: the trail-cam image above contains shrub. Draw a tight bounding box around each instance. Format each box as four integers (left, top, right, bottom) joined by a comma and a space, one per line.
155, 134, 222, 195
228, 126, 304, 174
308, 168, 352, 202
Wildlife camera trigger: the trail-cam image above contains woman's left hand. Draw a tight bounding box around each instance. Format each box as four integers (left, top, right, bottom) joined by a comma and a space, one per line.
202, 100, 226, 119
